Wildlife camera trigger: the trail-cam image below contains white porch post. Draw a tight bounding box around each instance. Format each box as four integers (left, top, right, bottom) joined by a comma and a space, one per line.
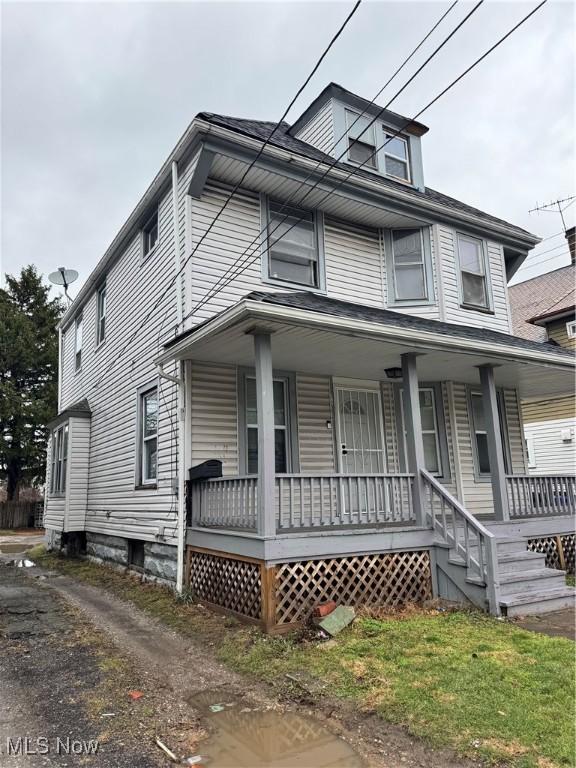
401, 352, 426, 527
478, 364, 509, 522
253, 331, 276, 538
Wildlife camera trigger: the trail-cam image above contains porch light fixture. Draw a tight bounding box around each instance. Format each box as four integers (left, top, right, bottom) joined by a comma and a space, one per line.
384, 367, 403, 380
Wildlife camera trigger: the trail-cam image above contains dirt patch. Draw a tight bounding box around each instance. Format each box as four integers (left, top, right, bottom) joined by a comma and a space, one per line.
513, 608, 576, 641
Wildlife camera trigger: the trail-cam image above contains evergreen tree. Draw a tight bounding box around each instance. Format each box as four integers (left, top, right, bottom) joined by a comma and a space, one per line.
0, 266, 64, 499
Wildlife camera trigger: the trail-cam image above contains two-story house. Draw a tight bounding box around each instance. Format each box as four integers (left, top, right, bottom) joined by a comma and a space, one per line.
45, 83, 575, 630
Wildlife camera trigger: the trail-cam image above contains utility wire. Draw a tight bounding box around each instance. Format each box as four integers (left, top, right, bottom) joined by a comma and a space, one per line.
185, 0, 548, 325
516, 250, 571, 271
523, 240, 573, 261
183, 0, 486, 322
89, 0, 362, 391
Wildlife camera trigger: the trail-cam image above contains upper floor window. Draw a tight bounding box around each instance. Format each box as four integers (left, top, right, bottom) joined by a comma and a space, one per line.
383, 132, 410, 182
346, 110, 377, 168
457, 233, 490, 310
138, 386, 158, 485
50, 423, 68, 495
566, 320, 576, 338
75, 316, 83, 371
266, 199, 321, 289
96, 283, 107, 345
391, 229, 427, 301
142, 210, 159, 258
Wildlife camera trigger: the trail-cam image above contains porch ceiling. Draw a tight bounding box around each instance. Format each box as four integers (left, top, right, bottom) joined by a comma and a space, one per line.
161, 305, 575, 400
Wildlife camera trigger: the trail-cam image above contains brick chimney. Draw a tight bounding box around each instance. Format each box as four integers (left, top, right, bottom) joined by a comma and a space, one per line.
566, 226, 575, 264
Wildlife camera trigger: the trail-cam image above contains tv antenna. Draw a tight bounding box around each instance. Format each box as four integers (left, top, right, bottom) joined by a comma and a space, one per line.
529, 195, 575, 232
48, 267, 79, 305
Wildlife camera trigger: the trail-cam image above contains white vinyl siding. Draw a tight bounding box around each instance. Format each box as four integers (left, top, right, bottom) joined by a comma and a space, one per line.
324, 218, 383, 307
296, 374, 335, 473
524, 417, 576, 475
293, 99, 335, 155
436, 225, 512, 332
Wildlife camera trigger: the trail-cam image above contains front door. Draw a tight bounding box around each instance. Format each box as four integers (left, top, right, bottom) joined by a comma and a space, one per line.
335, 387, 386, 474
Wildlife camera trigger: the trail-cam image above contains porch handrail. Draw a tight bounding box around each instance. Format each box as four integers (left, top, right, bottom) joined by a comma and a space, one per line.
275, 473, 415, 530
421, 469, 500, 614
506, 475, 576, 518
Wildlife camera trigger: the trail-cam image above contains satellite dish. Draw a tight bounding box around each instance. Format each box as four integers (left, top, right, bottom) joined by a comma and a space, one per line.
49, 267, 79, 303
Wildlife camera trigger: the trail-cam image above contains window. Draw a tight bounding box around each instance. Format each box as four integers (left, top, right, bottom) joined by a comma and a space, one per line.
139, 387, 158, 484
400, 387, 444, 476
142, 210, 158, 258
50, 424, 68, 494
75, 316, 83, 370
245, 376, 290, 474
391, 229, 427, 301
346, 110, 377, 168
96, 283, 107, 345
267, 199, 320, 288
566, 320, 576, 338
457, 233, 489, 309
469, 390, 510, 476
526, 438, 536, 469
383, 132, 410, 181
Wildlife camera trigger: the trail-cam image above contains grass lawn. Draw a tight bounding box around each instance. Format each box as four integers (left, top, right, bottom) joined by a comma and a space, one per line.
34, 550, 575, 768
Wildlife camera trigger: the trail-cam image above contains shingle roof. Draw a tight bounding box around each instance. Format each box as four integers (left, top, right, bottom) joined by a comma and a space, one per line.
243, 290, 574, 360
508, 264, 576, 341
199, 112, 537, 242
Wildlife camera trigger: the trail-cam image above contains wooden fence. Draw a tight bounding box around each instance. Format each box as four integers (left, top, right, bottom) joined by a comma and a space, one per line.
0, 501, 44, 529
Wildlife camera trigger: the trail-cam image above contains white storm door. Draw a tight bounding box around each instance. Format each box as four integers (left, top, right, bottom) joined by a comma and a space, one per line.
335, 387, 386, 474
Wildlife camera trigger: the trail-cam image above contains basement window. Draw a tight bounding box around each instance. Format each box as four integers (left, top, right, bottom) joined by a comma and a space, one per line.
128, 539, 145, 570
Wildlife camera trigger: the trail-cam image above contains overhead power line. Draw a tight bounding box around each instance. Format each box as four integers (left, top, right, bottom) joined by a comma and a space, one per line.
89, 0, 363, 391
523, 240, 573, 262
183, 0, 487, 322
516, 250, 571, 271
184, 0, 549, 324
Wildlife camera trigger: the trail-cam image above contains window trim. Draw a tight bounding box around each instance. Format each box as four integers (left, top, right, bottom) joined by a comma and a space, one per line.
395, 382, 451, 481
566, 320, 576, 338
384, 226, 435, 306
456, 232, 493, 313
345, 109, 378, 169
383, 130, 411, 183
237, 368, 299, 476
467, 387, 511, 481
260, 195, 326, 292
96, 282, 107, 347
135, 382, 159, 489
74, 315, 83, 372
50, 423, 69, 496
141, 208, 159, 260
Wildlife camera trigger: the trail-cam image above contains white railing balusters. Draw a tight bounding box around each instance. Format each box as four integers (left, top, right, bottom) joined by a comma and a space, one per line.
505, 475, 576, 518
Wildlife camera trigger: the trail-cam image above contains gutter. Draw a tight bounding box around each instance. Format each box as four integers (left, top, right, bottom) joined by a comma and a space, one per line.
157, 299, 576, 371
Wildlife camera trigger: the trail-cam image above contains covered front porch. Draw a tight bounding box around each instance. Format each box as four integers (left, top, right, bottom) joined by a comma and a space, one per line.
159, 292, 575, 626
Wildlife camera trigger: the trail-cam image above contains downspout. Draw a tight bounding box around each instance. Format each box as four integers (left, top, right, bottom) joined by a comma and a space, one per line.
157, 362, 186, 593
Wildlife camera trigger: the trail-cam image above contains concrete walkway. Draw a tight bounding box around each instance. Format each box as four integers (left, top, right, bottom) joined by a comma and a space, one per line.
514, 608, 575, 641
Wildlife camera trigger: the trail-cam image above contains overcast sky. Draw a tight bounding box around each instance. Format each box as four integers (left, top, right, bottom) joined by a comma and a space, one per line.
1, 0, 574, 298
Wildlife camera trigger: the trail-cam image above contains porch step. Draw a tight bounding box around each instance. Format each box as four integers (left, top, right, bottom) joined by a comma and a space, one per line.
499, 568, 567, 597
500, 586, 576, 617
497, 551, 546, 573
496, 537, 528, 555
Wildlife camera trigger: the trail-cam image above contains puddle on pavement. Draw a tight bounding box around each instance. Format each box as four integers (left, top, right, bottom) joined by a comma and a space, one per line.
187, 691, 366, 767
0, 543, 34, 554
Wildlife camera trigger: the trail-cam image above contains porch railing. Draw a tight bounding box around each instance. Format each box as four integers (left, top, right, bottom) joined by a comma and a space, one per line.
191, 476, 258, 530
191, 473, 415, 531
506, 475, 576, 518
276, 473, 415, 530
421, 469, 500, 613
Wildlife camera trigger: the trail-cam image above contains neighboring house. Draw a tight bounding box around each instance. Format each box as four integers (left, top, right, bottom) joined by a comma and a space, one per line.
45, 83, 575, 627
509, 240, 576, 476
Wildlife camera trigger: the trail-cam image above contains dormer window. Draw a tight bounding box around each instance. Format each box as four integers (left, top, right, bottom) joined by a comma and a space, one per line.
383, 133, 410, 182
346, 110, 377, 168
